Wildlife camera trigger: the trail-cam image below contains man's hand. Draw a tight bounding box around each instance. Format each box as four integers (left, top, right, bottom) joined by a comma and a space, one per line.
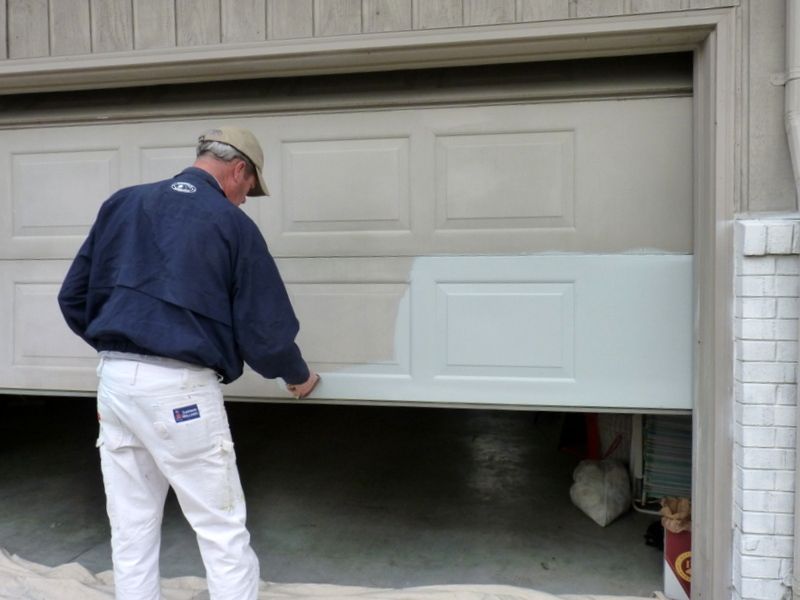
287, 372, 320, 399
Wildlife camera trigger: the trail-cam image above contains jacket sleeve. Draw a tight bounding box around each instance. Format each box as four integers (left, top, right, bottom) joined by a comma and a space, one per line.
231, 224, 310, 385
58, 227, 96, 347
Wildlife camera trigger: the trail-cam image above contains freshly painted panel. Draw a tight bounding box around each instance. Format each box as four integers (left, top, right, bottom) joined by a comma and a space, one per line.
465, 0, 515, 25
177, 0, 221, 46
11, 150, 119, 237
413, 0, 463, 29
435, 131, 573, 229
222, 0, 266, 43
267, 0, 313, 39
134, 0, 176, 49
436, 282, 574, 377
517, 0, 569, 20
50, 0, 91, 56
631, 0, 685, 12
18, 255, 689, 409
576, 0, 625, 17
282, 137, 410, 232
408, 255, 692, 409
90, 0, 134, 52
363, 0, 412, 33
8, 0, 49, 59
314, 0, 362, 37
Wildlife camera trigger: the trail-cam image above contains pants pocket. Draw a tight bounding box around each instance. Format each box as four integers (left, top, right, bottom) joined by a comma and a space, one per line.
157, 387, 222, 460
96, 385, 127, 451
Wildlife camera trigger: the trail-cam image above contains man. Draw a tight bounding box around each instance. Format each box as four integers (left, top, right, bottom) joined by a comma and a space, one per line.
58, 126, 319, 600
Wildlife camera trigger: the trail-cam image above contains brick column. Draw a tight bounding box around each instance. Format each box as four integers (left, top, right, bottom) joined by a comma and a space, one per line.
733, 220, 800, 600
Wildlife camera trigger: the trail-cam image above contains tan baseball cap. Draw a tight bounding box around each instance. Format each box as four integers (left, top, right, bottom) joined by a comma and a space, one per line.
198, 127, 269, 196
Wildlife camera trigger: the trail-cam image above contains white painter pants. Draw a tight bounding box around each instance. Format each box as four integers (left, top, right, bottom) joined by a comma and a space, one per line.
96, 352, 260, 600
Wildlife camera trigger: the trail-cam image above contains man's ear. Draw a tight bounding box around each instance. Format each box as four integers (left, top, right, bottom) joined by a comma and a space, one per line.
233, 159, 244, 179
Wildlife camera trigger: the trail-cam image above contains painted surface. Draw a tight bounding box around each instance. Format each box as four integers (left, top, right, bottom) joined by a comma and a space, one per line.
0, 93, 691, 408
0, 255, 692, 410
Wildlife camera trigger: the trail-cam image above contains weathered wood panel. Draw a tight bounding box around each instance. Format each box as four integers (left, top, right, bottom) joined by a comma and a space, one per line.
222, 0, 266, 43
50, 0, 91, 56
134, 0, 176, 49
91, 0, 134, 52
517, 0, 569, 20
465, 0, 515, 25
363, 0, 412, 33
414, 0, 463, 29
177, 0, 221, 46
8, 0, 49, 59
690, 0, 721, 7
315, 0, 362, 37
576, 0, 626, 17
268, 0, 313, 39
632, 0, 685, 12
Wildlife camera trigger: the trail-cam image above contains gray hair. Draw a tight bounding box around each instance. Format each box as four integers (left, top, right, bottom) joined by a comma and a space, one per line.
196, 140, 255, 175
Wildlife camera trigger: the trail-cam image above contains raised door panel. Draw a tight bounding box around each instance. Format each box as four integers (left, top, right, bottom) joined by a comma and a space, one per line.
255, 97, 691, 257
408, 255, 693, 409
224, 257, 414, 399
228, 254, 693, 409
0, 261, 97, 393
2, 255, 691, 410
0, 99, 691, 258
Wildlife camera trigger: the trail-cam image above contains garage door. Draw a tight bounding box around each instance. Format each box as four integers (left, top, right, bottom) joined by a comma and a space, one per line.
0, 77, 692, 409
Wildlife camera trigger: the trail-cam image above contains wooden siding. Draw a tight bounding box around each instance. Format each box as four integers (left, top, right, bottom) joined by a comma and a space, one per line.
90, 0, 133, 53
222, 0, 266, 42
176, 0, 221, 47
0, 0, 5, 60
133, 0, 176, 50
268, 0, 313, 39
315, 0, 362, 37
0, 0, 737, 60
8, 0, 48, 59
50, 0, 90, 56
364, 0, 411, 32
465, 0, 516, 25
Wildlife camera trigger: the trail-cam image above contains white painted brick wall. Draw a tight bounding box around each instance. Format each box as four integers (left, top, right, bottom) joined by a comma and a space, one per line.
734, 220, 799, 600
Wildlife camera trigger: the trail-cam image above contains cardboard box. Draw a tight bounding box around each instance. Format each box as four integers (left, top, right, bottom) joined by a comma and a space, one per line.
664, 530, 691, 600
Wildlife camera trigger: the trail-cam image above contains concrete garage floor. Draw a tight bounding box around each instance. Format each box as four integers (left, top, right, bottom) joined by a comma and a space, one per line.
0, 396, 662, 597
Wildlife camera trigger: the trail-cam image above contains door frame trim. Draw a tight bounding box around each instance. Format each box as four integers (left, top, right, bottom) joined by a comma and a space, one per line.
0, 9, 738, 598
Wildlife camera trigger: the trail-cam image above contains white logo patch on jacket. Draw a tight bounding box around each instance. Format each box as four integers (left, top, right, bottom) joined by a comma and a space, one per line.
171, 182, 197, 193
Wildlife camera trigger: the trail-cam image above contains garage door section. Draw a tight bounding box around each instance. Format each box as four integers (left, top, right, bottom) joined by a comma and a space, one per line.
0, 88, 692, 410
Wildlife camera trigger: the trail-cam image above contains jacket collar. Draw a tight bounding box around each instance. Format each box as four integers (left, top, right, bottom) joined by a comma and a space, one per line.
176, 166, 225, 196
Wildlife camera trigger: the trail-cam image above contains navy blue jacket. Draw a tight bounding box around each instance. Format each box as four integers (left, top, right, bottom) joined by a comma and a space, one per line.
58, 167, 310, 385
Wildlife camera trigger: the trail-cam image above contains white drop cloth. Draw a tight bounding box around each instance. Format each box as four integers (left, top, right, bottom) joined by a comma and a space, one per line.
0, 549, 657, 600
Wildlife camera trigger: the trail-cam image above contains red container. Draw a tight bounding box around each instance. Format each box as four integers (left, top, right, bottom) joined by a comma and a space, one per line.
664, 530, 691, 600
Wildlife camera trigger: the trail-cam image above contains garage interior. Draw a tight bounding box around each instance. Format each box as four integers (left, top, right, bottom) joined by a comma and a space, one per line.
0, 52, 695, 597
0, 396, 690, 597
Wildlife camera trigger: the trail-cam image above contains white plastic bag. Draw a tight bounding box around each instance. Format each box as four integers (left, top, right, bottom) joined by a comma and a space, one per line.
569, 459, 631, 527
